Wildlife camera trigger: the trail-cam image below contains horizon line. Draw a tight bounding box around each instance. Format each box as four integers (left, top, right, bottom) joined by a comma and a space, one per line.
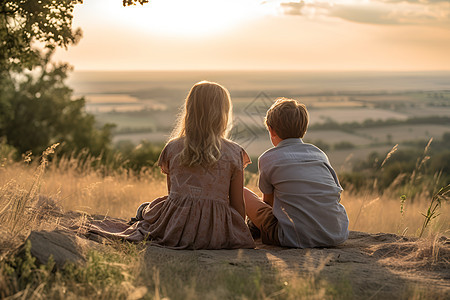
71, 69, 450, 73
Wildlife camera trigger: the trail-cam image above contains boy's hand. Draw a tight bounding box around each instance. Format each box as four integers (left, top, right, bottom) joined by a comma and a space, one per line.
263, 193, 274, 207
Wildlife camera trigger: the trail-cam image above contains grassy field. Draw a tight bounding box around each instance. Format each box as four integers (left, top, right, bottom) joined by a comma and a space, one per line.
0, 150, 449, 299
3, 160, 447, 233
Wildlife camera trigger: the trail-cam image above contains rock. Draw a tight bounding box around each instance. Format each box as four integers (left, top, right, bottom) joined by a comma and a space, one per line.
26, 230, 99, 268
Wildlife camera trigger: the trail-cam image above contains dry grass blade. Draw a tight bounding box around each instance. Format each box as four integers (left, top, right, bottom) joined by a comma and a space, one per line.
423, 137, 433, 155
381, 144, 398, 168
353, 197, 380, 228
281, 206, 302, 247
0, 180, 17, 216
410, 138, 433, 185
419, 184, 450, 238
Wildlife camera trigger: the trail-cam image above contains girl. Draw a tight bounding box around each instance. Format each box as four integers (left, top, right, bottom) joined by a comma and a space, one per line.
90, 81, 255, 249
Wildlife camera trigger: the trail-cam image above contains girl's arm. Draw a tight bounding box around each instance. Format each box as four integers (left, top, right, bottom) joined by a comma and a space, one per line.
166, 175, 171, 194
229, 169, 246, 219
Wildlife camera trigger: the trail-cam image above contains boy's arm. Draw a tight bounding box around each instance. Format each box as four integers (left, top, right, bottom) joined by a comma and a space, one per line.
263, 193, 274, 207
259, 155, 274, 207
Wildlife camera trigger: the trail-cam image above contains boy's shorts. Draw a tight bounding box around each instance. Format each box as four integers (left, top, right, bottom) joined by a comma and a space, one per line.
254, 204, 281, 246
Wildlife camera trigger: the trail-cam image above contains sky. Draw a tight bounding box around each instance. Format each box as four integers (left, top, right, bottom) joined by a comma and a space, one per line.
54, 0, 450, 71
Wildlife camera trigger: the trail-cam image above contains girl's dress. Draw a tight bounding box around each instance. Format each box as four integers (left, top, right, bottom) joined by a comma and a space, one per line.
89, 138, 255, 249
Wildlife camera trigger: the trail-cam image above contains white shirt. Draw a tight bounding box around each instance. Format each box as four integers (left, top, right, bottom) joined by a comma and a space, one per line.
258, 138, 349, 248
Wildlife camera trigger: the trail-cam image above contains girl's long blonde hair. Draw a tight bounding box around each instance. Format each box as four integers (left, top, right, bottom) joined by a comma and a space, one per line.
171, 81, 232, 167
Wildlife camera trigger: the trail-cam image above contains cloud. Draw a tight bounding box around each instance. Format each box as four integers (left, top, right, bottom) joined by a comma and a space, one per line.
280, 1, 305, 16
381, 0, 448, 3
330, 4, 400, 25
279, 0, 450, 26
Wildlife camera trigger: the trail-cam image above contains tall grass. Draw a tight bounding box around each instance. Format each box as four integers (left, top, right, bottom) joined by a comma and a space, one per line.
1, 147, 448, 241
0, 146, 449, 299
338, 139, 450, 237
0, 144, 61, 238
418, 184, 450, 238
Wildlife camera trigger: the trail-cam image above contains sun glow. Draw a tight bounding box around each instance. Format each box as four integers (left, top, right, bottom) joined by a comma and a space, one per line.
60, 0, 450, 71
99, 0, 276, 37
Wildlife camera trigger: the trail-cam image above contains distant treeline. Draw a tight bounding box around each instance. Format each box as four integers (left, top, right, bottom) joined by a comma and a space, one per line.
339, 132, 450, 198
309, 116, 450, 132
230, 116, 450, 140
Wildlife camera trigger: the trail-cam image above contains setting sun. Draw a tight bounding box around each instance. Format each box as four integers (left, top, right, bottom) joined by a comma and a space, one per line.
99, 0, 274, 36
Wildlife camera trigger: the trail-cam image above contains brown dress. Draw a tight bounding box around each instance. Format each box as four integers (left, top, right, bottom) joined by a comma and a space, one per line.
89, 138, 255, 249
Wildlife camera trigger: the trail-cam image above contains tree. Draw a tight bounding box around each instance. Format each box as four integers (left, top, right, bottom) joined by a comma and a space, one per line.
0, 0, 149, 77
0, 0, 82, 75
1, 0, 83, 155
0, 0, 145, 157
1, 52, 115, 156
123, 0, 149, 5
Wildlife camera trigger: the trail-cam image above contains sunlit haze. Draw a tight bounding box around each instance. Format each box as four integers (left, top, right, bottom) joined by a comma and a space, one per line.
98, 0, 276, 36
54, 0, 450, 71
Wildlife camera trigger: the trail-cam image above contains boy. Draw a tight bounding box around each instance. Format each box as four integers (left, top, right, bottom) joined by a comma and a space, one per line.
244, 98, 349, 248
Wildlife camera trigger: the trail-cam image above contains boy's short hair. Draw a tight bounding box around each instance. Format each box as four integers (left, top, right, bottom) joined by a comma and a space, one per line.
265, 98, 309, 139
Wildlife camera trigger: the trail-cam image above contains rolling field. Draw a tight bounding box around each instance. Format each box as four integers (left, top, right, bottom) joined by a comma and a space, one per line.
68, 71, 450, 170
355, 124, 450, 144
307, 107, 408, 124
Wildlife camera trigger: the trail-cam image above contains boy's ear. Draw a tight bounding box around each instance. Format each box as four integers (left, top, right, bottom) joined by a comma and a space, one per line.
268, 126, 278, 138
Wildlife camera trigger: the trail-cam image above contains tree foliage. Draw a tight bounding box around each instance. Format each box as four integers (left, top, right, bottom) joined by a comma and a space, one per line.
0, 0, 144, 73
122, 0, 149, 5
0, 1, 145, 157
0, 0, 82, 74
1, 53, 115, 156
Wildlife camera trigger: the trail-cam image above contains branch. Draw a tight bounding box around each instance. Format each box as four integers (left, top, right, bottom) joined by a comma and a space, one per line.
122, 0, 150, 6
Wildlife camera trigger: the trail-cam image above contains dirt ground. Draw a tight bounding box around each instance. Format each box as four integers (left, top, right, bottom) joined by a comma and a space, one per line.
17, 211, 450, 299
144, 231, 450, 299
